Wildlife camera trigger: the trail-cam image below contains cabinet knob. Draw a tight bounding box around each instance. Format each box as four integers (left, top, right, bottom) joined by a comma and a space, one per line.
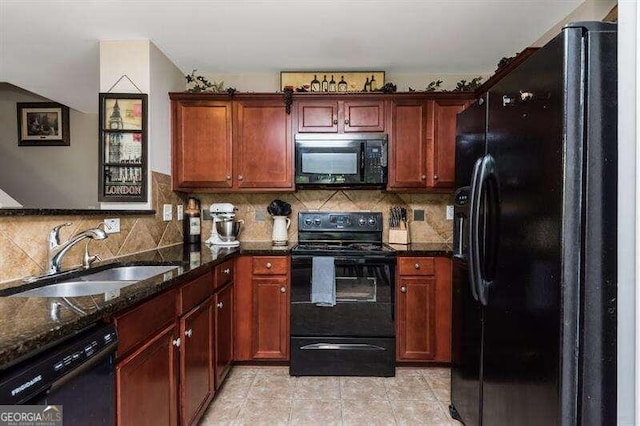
238, 175, 243, 181
226, 175, 231, 180
280, 286, 286, 293
172, 337, 181, 347
266, 262, 272, 269
434, 174, 439, 180
401, 286, 407, 293
421, 175, 426, 180
333, 119, 338, 125
224, 268, 231, 275
185, 329, 193, 338
345, 119, 350, 125
414, 263, 420, 269
217, 302, 224, 309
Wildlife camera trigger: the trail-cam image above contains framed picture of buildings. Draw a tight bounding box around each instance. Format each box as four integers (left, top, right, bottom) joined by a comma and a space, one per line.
98, 93, 148, 202
17, 102, 70, 146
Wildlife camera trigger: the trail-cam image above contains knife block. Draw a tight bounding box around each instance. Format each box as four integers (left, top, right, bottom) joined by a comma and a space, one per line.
388, 225, 410, 245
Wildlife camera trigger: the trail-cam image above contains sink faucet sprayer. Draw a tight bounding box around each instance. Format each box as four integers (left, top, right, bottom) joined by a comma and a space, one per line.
47, 223, 108, 274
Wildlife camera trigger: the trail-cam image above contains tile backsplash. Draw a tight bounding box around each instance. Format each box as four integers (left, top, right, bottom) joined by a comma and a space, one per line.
0, 172, 184, 284
196, 190, 453, 245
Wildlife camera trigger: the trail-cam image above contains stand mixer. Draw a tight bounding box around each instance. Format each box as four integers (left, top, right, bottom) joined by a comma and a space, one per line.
205, 203, 242, 247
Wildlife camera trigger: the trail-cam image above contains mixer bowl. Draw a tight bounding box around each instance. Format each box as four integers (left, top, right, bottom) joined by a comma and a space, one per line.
216, 219, 242, 242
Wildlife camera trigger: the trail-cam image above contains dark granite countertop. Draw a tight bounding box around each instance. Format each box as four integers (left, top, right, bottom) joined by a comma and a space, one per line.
0, 241, 294, 370
388, 243, 453, 257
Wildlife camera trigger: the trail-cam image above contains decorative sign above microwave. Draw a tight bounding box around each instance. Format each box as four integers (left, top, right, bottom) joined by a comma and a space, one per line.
281, 71, 385, 93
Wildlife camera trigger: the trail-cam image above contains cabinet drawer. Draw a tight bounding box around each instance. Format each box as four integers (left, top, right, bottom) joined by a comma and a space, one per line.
252, 256, 288, 275
398, 257, 435, 276
115, 289, 177, 357
214, 259, 234, 290
179, 271, 213, 315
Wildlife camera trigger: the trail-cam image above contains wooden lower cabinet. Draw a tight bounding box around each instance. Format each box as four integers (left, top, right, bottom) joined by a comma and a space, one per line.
213, 283, 233, 388
180, 300, 213, 425
116, 324, 179, 426
252, 276, 289, 359
234, 255, 290, 361
396, 257, 452, 362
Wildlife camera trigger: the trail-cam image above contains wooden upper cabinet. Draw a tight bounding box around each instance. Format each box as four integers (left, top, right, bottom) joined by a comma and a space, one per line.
172, 100, 233, 190
234, 98, 293, 189
297, 100, 339, 133
295, 98, 385, 133
388, 99, 428, 189
427, 99, 468, 189
343, 99, 385, 132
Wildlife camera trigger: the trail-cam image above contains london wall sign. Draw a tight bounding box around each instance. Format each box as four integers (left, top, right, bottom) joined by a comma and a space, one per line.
98, 93, 148, 202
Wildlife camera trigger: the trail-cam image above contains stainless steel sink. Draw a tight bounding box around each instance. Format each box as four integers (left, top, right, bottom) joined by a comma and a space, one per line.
11, 280, 136, 297
76, 265, 179, 282
10, 265, 179, 298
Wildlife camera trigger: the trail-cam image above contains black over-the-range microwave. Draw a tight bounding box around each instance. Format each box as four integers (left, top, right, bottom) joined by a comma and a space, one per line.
294, 133, 388, 188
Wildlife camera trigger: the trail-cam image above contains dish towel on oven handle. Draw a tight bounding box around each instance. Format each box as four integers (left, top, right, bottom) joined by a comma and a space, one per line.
311, 257, 336, 306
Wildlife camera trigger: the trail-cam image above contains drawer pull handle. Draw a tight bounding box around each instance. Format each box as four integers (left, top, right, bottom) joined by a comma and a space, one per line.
434, 174, 439, 180
172, 338, 181, 347
185, 329, 193, 338
217, 302, 224, 309
421, 175, 426, 180
238, 175, 244, 181
266, 262, 272, 269
414, 263, 420, 269
401, 286, 407, 293
224, 268, 230, 274
280, 286, 286, 293
226, 175, 231, 180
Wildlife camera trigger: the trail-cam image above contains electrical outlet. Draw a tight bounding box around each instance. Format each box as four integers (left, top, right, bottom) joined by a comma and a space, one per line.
163, 204, 172, 221
177, 204, 184, 221
202, 209, 212, 221
104, 218, 120, 234
446, 205, 454, 220
413, 209, 425, 221
255, 210, 267, 221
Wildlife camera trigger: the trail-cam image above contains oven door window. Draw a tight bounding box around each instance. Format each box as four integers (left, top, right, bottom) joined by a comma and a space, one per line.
335, 276, 376, 302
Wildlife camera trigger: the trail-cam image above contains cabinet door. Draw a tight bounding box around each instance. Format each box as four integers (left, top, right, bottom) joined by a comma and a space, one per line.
172, 101, 233, 190
397, 276, 437, 361
252, 276, 289, 359
388, 100, 428, 189
214, 283, 234, 389
296, 100, 339, 133
342, 100, 385, 132
180, 301, 212, 425
234, 99, 293, 189
116, 324, 178, 426
427, 99, 468, 188
434, 257, 453, 362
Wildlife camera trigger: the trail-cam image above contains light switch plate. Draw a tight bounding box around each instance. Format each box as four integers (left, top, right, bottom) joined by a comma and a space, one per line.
177, 204, 184, 221
163, 204, 172, 221
104, 218, 120, 234
446, 205, 454, 220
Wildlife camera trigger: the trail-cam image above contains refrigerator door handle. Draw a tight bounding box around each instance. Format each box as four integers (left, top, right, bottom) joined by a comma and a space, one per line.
469, 154, 497, 306
467, 157, 483, 303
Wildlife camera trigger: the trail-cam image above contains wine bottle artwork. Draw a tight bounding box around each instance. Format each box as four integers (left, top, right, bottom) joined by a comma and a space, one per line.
338, 76, 348, 92
363, 77, 370, 92
329, 75, 336, 92
370, 74, 377, 91
310, 75, 321, 92
321, 75, 328, 92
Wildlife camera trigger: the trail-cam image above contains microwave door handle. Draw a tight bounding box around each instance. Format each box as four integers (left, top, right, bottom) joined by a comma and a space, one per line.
360, 142, 366, 179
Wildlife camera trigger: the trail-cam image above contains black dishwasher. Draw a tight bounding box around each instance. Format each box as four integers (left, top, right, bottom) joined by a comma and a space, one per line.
0, 323, 117, 425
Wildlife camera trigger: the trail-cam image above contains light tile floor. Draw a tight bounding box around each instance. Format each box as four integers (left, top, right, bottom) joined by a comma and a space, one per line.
199, 366, 461, 425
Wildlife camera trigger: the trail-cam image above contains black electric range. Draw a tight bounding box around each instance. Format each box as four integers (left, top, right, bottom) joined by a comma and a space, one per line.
290, 212, 396, 377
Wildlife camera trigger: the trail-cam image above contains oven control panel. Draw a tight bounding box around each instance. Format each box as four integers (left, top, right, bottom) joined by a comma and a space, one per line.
298, 212, 382, 232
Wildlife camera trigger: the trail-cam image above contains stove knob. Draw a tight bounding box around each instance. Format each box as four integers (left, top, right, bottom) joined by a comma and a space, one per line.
304, 218, 312, 226
368, 217, 376, 227
314, 218, 322, 226
358, 217, 366, 226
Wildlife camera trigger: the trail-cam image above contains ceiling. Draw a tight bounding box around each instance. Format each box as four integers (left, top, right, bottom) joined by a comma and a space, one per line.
0, 0, 583, 112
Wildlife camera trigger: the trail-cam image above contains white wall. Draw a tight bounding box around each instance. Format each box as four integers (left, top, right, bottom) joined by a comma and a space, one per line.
0, 83, 99, 209
617, 2, 638, 424
149, 43, 185, 175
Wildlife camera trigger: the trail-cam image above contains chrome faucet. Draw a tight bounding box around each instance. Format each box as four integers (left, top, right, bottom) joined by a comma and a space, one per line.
47, 223, 108, 274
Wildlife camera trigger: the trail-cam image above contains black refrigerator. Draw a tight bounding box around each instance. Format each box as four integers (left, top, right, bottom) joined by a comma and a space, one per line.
450, 22, 617, 426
